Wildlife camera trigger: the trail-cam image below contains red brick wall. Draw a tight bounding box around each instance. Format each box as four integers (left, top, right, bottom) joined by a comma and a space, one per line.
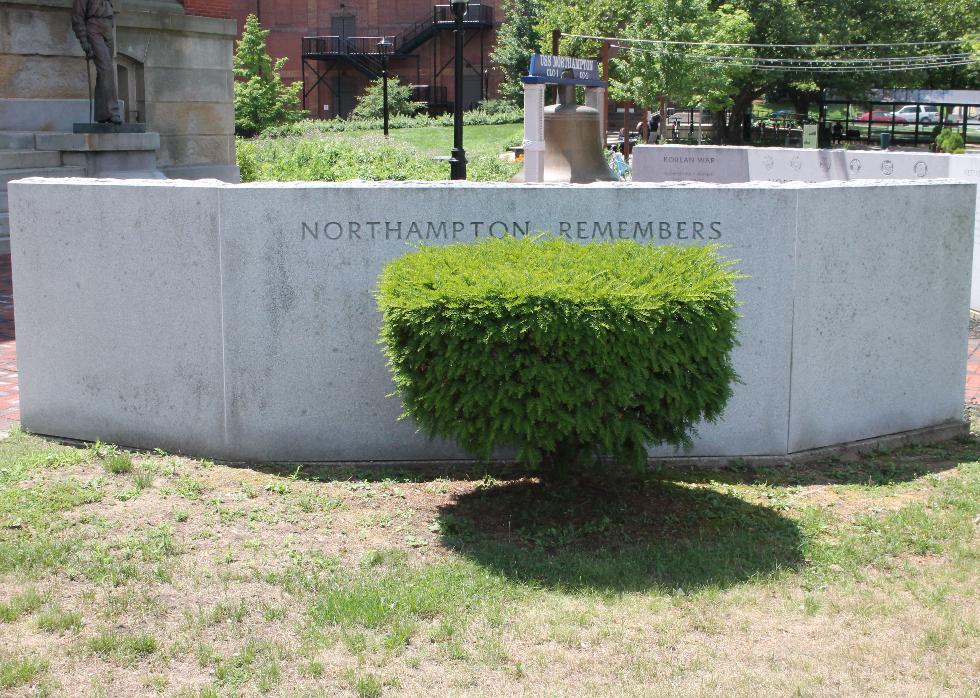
228, 0, 503, 118
182, 0, 235, 19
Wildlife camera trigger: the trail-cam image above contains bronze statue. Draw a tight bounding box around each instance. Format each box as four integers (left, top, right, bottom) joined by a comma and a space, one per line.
71, 0, 122, 124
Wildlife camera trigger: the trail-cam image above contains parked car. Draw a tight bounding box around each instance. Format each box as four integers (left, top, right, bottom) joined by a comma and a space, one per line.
891, 105, 940, 123
854, 110, 908, 123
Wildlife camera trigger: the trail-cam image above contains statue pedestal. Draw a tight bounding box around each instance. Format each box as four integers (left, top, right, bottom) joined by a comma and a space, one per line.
72, 123, 148, 135
37, 130, 164, 179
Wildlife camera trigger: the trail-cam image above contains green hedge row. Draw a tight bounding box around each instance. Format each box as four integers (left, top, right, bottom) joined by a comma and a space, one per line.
260, 107, 524, 138
237, 136, 520, 183
376, 237, 741, 473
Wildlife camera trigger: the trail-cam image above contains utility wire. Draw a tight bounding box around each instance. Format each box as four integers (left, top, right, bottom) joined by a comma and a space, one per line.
564, 32, 975, 49
613, 46, 974, 64
612, 44, 979, 72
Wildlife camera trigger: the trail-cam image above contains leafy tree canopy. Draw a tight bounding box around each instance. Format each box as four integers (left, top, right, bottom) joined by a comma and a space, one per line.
491, 0, 546, 105
532, 0, 979, 142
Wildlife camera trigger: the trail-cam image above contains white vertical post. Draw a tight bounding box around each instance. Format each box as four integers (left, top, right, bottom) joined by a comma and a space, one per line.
585, 86, 606, 148
522, 83, 546, 184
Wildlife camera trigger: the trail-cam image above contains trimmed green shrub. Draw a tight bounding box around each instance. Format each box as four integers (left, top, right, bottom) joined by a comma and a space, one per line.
376, 237, 740, 474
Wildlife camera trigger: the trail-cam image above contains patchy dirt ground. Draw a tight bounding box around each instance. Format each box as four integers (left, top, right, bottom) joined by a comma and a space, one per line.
0, 429, 978, 697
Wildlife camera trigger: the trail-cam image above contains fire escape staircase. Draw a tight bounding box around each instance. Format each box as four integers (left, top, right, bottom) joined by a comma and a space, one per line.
301, 3, 494, 110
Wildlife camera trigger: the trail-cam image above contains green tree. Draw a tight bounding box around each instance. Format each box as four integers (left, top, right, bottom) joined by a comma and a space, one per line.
611, 0, 753, 137
234, 14, 304, 136
350, 77, 425, 120
538, 0, 979, 144
491, 0, 546, 105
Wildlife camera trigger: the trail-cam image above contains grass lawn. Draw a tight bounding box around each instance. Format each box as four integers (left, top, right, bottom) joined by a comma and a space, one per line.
0, 426, 978, 696
385, 123, 524, 159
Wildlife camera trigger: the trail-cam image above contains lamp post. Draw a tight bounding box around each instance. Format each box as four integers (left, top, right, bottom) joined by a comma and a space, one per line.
378, 36, 393, 138
449, 0, 467, 180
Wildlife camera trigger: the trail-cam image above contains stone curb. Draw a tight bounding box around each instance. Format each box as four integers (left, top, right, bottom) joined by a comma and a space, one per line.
23, 420, 970, 471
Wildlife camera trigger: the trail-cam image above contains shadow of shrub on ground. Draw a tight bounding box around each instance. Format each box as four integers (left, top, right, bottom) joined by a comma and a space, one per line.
436, 475, 804, 593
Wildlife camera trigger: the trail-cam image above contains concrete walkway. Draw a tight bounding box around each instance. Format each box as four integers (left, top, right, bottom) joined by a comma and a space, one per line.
0, 254, 976, 435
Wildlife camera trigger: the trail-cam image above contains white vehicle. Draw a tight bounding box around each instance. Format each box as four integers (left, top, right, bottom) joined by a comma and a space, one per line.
892, 105, 940, 123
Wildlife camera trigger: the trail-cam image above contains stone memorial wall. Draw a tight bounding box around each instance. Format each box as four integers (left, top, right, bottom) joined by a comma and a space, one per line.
633, 145, 980, 307
8, 179, 976, 462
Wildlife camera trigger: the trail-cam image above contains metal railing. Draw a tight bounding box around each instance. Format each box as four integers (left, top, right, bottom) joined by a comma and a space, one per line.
303, 4, 495, 59
412, 85, 448, 107
432, 3, 493, 25
302, 35, 346, 56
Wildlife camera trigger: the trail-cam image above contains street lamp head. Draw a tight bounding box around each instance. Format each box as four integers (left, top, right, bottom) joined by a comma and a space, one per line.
377, 36, 393, 54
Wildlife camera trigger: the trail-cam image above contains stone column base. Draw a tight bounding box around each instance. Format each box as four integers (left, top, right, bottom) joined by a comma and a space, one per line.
35, 131, 164, 179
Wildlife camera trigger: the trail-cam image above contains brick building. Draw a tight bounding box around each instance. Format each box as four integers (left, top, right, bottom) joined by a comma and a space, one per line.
229, 0, 502, 118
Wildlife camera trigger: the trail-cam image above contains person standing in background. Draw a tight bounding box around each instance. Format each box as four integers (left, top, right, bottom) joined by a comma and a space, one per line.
649, 112, 661, 143
637, 119, 650, 145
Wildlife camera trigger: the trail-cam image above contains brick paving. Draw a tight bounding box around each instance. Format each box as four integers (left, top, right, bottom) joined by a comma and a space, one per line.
0, 254, 976, 432
966, 338, 980, 405
0, 255, 17, 428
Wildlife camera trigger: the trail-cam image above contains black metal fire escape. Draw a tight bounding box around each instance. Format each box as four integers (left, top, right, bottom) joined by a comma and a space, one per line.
301, 3, 495, 116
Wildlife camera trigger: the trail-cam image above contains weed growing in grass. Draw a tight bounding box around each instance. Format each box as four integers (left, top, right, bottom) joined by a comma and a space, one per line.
801, 594, 821, 616
175, 476, 204, 500
381, 618, 417, 651
86, 631, 157, 662
0, 654, 48, 690
174, 509, 190, 523
255, 655, 282, 693
305, 554, 511, 667
202, 600, 249, 626
297, 493, 343, 514
139, 524, 179, 562
342, 669, 383, 698
0, 535, 75, 577
87, 440, 118, 459
104, 453, 133, 475
176, 686, 219, 698
133, 469, 154, 491
203, 639, 284, 692
0, 588, 44, 622
36, 605, 83, 633
264, 481, 291, 495
1, 478, 103, 530
300, 659, 325, 678
259, 601, 287, 622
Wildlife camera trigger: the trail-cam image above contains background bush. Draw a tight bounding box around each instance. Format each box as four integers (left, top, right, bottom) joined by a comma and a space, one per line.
350, 77, 426, 120
261, 106, 524, 138
376, 237, 741, 473
936, 127, 966, 154
237, 136, 519, 182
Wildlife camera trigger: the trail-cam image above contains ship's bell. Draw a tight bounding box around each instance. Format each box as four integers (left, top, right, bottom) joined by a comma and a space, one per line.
514, 83, 617, 183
